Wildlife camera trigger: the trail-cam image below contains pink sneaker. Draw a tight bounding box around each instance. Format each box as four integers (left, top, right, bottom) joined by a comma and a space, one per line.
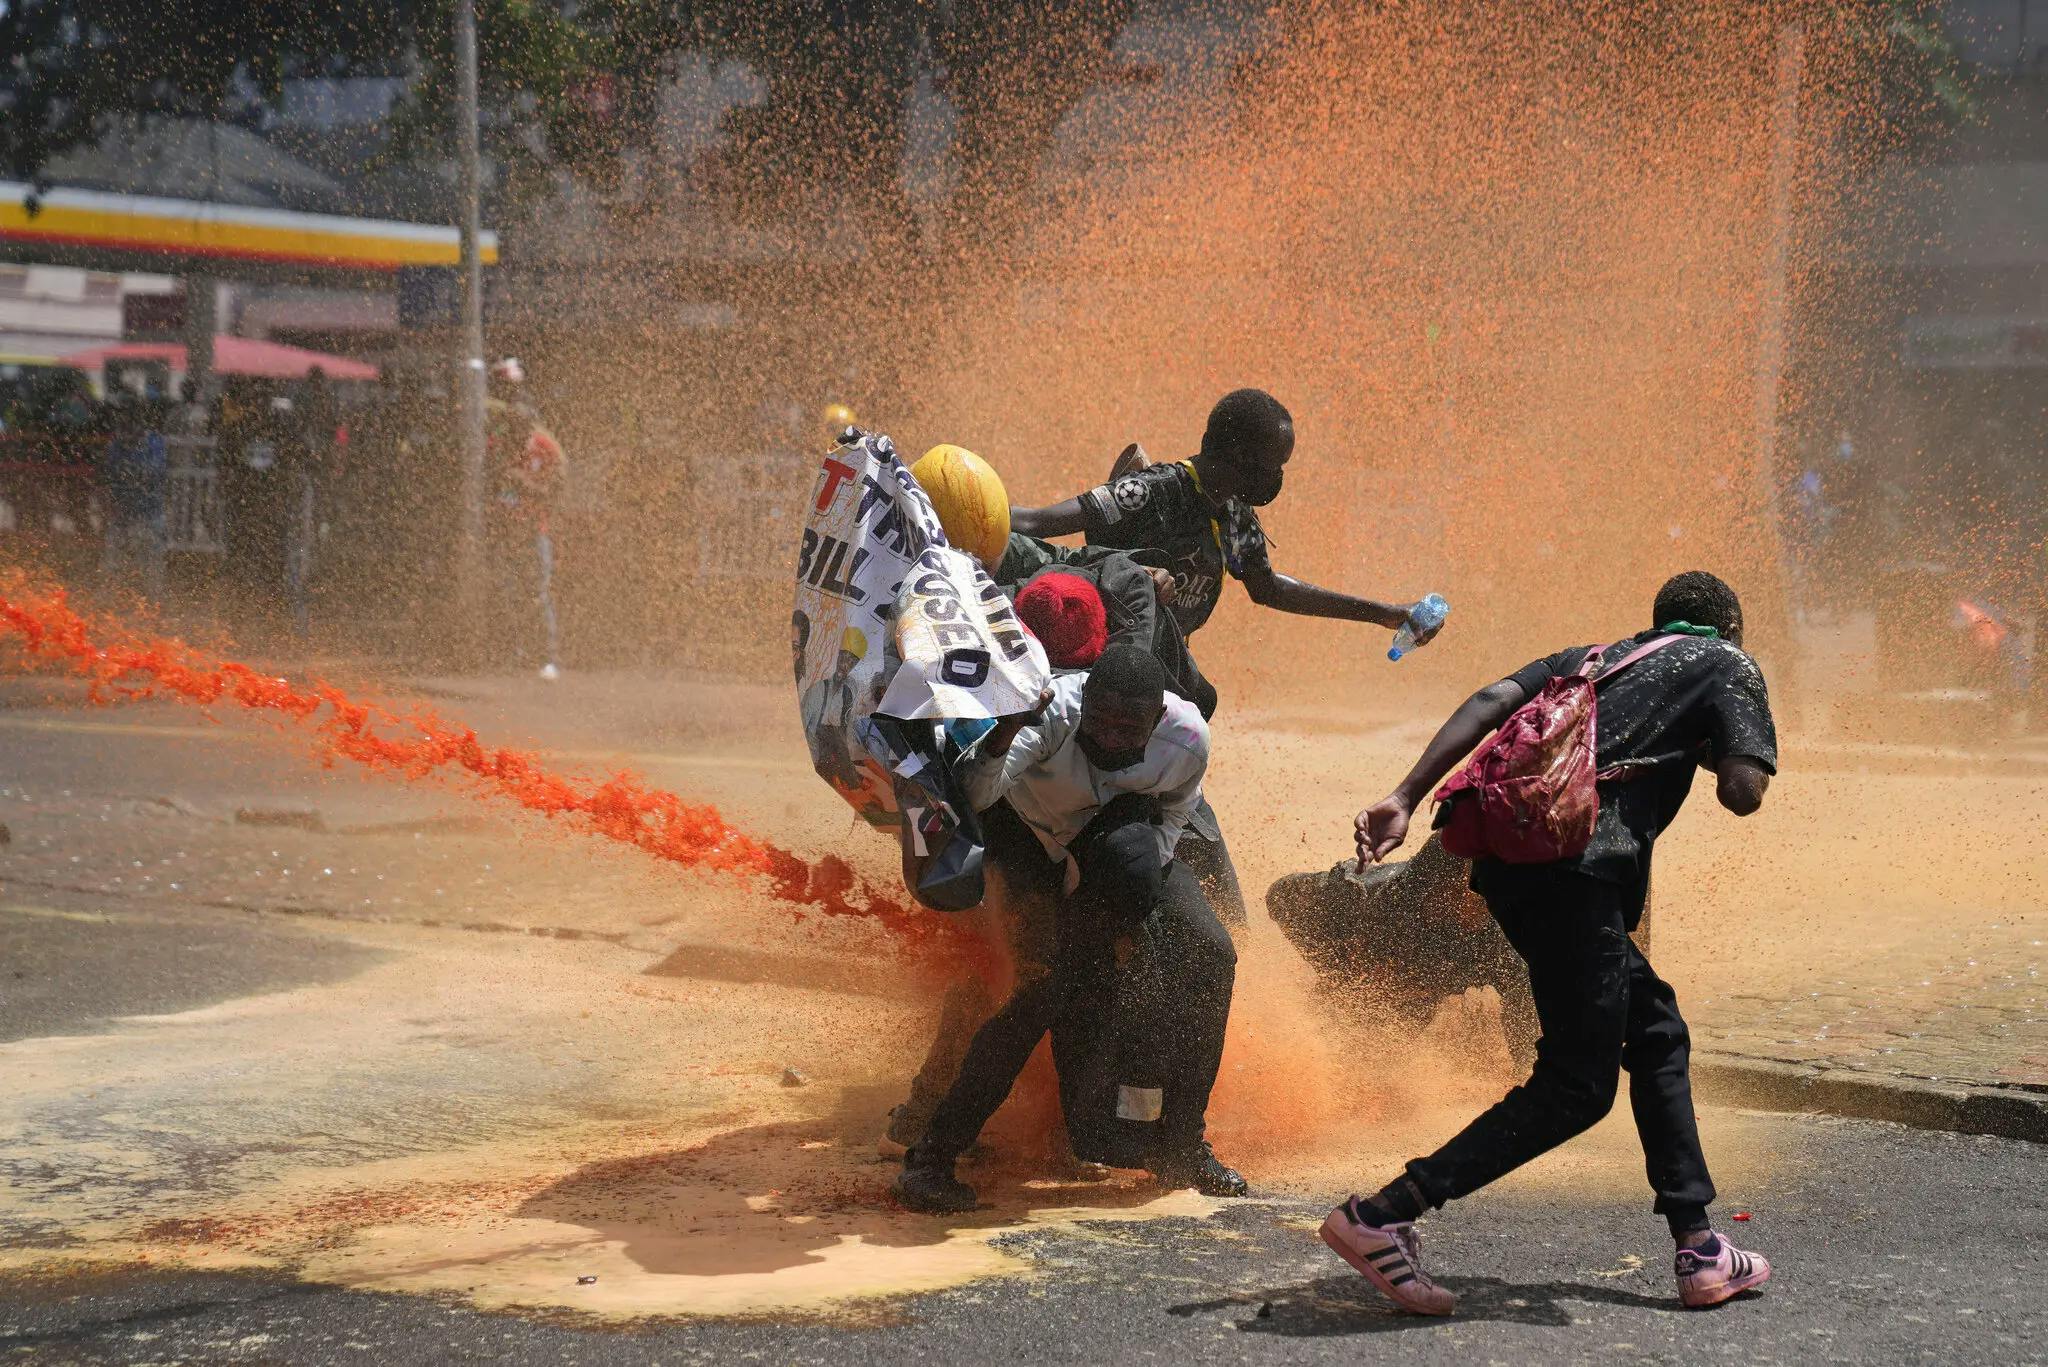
1676, 1234, 1772, 1308
1318, 1198, 1457, 1316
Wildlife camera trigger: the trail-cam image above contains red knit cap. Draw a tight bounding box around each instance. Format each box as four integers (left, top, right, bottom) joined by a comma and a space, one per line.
1014, 572, 1109, 667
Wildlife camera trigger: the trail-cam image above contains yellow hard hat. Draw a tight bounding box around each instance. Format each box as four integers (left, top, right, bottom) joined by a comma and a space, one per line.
824, 403, 858, 440
911, 444, 1010, 565
840, 626, 868, 658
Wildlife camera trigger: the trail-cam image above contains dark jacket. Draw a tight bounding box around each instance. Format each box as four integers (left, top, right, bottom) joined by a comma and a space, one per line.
994, 533, 1217, 718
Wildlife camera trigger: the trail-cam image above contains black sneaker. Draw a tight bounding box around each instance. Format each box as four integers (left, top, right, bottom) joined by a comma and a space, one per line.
893, 1155, 978, 1214
1150, 1141, 1249, 1197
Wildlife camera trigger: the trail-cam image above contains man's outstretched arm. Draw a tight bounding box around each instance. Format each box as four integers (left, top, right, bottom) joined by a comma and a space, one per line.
1354, 678, 1528, 866
1242, 563, 1428, 634
1010, 499, 1090, 538
958, 689, 1057, 812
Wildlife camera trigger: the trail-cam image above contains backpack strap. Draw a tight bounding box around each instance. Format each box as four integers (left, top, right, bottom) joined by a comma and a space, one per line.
1591, 633, 1687, 687
1589, 633, 1697, 783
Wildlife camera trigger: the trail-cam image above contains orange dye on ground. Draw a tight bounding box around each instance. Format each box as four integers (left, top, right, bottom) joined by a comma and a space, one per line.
0, 571, 968, 963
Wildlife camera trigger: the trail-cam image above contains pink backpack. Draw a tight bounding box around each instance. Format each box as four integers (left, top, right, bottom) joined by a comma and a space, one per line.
1434, 635, 1685, 864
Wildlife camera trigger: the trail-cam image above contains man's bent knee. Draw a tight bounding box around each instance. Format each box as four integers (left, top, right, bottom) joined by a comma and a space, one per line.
1527, 1058, 1621, 1134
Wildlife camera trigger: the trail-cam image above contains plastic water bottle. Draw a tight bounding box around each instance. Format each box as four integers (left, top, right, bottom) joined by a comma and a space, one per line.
1388, 593, 1449, 662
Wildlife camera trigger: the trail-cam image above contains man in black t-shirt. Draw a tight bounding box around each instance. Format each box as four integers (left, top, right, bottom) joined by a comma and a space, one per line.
1009, 389, 1439, 923
1012, 389, 1433, 643
1320, 571, 1779, 1318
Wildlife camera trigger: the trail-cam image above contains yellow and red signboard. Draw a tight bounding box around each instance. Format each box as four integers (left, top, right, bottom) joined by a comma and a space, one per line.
1, 182, 497, 272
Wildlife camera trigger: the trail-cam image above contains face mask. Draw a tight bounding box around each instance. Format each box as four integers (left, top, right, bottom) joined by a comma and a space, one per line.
1077, 729, 1148, 772
1231, 461, 1285, 506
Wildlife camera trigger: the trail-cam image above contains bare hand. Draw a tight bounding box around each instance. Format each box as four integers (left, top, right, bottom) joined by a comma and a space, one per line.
1145, 566, 1176, 604
1354, 795, 1412, 869
1405, 602, 1444, 647
991, 687, 1055, 743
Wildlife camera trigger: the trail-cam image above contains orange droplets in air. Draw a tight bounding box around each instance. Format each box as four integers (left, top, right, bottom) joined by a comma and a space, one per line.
0, 571, 963, 961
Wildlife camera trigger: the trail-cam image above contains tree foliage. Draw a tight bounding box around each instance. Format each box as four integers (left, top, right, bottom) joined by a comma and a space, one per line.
0, 0, 1978, 246
1, 2, 399, 185
1843, 0, 1979, 150
0, 1, 601, 198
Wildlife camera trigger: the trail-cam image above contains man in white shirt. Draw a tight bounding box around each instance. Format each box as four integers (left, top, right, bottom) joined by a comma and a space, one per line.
894, 645, 1244, 1213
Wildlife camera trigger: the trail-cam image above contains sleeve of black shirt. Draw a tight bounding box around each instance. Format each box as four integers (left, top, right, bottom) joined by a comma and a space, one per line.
1077, 466, 1177, 542
1703, 645, 1779, 774
1499, 645, 1587, 701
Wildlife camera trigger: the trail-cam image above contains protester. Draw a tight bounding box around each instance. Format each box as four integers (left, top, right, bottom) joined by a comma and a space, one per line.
881, 446, 1205, 1160
1008, 389, 1437, 928
486, 358, 567, 680
878, 564, 1211, 1159
799, 626, 871, 792
269, 392, 318, 639
879, 447, 1048, 1159
173, 378, 209, 438
1325, 570, 1777, 1316
1011, 389, 1436, 642
997, 541, 1215, 720
98, 405, 169, 602
894, 645, 1243, 1213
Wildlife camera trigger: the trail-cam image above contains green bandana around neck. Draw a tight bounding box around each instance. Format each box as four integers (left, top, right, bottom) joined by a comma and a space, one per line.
1659, 620, 1720, 638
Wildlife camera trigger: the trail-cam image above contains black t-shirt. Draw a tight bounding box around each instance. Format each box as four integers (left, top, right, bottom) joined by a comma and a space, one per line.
1077, 461, 1272, 637
1469, 631, 1779, 908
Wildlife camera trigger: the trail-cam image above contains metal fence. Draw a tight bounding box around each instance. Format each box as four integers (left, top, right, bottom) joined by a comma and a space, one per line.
163, 436, 223, 554
0, 433, 224, 554
164, 465, 224, 553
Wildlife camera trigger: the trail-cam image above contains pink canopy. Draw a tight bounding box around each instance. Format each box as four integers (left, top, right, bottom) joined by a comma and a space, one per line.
59, 335, 379, 382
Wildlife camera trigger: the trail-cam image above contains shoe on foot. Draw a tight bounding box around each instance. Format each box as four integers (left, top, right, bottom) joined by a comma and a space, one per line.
1676, 1234, 1771, 1308
1047, 1151, 1112, 1182
1150, 1141, 1249, 1197
893, 1154, 977, 1215
1318, 1197, 1457, 1316
1107, 441, 1151, 482
539, 662, 561, 681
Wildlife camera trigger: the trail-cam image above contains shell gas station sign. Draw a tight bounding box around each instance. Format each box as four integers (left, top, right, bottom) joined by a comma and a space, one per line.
0, 182, 496, 277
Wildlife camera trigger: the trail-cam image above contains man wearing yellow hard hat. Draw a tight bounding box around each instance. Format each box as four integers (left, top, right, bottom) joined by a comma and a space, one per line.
800, 625, 869, 789
880, 442, 1036, 1165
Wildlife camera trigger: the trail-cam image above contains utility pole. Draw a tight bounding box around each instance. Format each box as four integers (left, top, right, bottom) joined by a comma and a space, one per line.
453, 0, 489, 624
1751, 23, 1804, 682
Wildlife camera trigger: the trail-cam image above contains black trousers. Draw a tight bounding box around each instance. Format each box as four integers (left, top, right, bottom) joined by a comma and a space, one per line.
916, 794, 1237, 1164
1405, 872, 1714, 1228
896, 804, 1062, 1128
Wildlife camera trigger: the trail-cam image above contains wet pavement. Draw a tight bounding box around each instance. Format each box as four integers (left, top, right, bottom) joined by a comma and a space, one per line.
1, 1097, 2041, 1363
0, 894, 2038, 1362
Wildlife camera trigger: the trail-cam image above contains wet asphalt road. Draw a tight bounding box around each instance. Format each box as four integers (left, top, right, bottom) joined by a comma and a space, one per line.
0, 901, 382, 1045
1, 1115, 2043, 1366
0, 899, 2043, 1365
